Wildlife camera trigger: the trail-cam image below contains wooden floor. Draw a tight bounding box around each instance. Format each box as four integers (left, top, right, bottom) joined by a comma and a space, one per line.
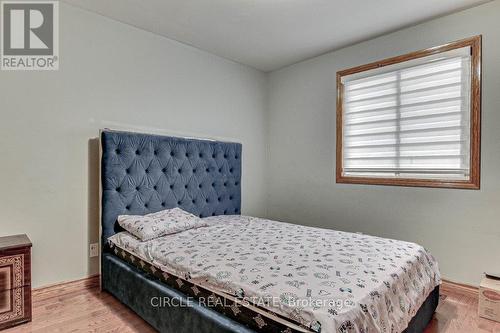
4, 277, 500, 333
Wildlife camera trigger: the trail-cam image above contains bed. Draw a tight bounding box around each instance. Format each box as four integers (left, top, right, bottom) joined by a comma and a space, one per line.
100, 129, 440, 333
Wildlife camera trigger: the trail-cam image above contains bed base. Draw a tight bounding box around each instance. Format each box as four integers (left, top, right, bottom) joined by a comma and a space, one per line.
102, 253, 439, 333
403, 285, 439, 333
102, 253, 255, 333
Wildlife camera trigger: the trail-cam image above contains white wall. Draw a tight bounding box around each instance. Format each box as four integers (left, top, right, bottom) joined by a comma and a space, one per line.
267, 1, 500, 286
0, 3, 268, 288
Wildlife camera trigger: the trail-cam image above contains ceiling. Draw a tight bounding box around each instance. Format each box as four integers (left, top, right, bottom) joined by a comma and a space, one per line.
63, 0, 490, 72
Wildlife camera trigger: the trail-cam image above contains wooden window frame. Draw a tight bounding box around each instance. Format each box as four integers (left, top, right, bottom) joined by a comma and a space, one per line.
336, 35, 482, 189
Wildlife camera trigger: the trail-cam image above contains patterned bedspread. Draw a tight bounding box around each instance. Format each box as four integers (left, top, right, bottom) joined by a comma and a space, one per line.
108, 215, 440, 333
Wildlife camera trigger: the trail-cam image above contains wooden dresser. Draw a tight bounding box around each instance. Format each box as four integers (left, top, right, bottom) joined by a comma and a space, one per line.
0, 235, 31, 330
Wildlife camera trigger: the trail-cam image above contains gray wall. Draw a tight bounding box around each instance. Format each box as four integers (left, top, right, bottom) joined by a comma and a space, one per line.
267, 1, 500, 286
0, 3, 268, 288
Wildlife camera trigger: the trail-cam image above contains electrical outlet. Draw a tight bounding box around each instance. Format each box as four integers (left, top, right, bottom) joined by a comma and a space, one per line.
89, 243, 99, 257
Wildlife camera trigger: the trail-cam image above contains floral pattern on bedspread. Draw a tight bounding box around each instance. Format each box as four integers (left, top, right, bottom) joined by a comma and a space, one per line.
108, 215, 440, 333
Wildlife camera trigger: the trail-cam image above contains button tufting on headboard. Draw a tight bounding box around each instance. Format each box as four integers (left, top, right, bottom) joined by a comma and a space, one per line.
100, 130, 242, 245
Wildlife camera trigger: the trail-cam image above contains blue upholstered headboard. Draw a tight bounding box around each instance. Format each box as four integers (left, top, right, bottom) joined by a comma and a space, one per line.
100, 130, 242, 245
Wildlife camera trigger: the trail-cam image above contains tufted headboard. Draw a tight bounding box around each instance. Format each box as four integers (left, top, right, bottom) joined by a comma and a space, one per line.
100, 129, 242, 246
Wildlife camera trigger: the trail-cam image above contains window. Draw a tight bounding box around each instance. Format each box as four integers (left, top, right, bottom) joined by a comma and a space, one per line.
336, 36, 481, 189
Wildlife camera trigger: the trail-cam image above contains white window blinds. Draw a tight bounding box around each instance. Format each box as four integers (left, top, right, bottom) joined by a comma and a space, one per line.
341, 47, 472, 180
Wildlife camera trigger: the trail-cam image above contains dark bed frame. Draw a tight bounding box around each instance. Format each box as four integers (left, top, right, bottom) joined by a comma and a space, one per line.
100, 129, 439, 333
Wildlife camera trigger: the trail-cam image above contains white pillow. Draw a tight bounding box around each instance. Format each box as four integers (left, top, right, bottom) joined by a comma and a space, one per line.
117, 207, 207, 241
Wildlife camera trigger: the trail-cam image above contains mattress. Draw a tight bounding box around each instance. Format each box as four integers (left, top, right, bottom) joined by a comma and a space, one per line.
107, 215, 440, 333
